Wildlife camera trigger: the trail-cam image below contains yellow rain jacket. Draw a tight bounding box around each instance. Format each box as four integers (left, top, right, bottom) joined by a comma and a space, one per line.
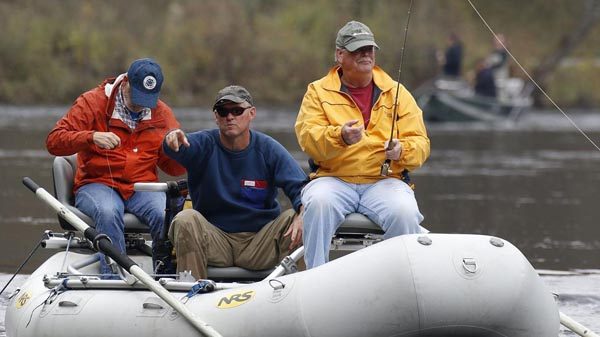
295, 66, 430, 183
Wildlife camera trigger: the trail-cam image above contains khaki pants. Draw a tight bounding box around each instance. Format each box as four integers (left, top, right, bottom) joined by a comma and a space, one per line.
168, 209, 296, 279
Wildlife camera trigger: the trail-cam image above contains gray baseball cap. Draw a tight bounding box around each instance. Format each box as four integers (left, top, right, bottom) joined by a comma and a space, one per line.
335, 21, 379, 52
213, 85, 254, 109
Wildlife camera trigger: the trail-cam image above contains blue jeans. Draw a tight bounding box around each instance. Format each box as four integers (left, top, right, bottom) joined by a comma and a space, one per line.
75, 183, 166, 275
301, 177, 427, 269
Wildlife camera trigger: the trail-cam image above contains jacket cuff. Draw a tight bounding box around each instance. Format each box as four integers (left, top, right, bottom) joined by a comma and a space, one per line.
333, 126, 349, 148
86, 131, 95, 146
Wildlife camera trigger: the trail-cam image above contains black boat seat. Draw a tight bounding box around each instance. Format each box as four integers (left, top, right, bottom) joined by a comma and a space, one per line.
52, 155, 148, 233
206, 266, 274, 282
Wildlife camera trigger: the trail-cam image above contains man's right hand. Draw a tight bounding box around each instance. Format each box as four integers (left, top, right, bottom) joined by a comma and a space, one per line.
165, 129, 190, 152
341, 119, 364, 145
93, 132, 121, 149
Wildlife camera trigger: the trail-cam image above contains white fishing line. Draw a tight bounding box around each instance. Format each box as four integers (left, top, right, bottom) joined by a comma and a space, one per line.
467, 0, 600, 152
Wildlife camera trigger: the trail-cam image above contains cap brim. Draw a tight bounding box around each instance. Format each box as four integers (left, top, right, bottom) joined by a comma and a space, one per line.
344, 40, 380, 52
130, 85, 159, 109
213, 95, 247, 109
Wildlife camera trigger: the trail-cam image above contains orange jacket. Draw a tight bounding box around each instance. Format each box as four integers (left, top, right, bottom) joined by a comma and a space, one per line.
46, 75, 185, 199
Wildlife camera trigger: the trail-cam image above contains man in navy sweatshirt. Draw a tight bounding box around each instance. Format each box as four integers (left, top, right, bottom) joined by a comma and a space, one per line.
163, 85, 307, 279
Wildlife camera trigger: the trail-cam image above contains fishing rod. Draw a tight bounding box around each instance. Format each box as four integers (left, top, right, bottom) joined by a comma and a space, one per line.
467, 1, 599, 336
381, 0, 414, 176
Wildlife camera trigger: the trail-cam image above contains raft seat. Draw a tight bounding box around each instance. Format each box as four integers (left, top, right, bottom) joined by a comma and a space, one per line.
206, 266, 274, 282
52, 155, 148, 233
202, 214, 383, 281
336, 213, 383, 235
331, 213, 384, 251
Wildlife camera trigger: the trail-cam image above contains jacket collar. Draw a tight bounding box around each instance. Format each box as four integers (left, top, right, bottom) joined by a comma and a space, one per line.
101, 74, 155, 126
321, 65, 396, 92
104, 73, 126, 98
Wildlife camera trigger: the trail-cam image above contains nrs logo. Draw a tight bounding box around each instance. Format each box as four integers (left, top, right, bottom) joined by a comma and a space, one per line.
16, 291, 31, 309
216, 290, 255, 309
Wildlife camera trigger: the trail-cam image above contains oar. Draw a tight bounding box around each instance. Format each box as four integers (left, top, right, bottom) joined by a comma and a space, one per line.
266, 246, 305, 279
22, 177, 223, 337
560, 312, 599, 337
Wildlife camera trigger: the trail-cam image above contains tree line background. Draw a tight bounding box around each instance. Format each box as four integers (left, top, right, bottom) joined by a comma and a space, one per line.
1, 0, 599, 109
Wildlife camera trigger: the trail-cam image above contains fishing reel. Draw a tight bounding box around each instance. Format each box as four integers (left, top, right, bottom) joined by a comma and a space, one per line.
380, 159, 392, 176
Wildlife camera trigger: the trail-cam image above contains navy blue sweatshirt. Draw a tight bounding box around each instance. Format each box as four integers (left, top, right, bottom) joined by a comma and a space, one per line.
163, 129, 306, 233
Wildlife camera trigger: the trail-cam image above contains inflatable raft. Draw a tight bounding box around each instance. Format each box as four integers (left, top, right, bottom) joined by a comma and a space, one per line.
6, 232, 559, 337
3, 176, 563, 336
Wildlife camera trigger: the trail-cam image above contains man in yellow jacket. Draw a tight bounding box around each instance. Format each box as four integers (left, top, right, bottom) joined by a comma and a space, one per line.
295, 21, 430, 269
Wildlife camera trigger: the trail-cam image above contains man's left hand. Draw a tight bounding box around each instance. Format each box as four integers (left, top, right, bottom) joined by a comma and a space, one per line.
284, 206, 303, 250
384, 139, 402, 161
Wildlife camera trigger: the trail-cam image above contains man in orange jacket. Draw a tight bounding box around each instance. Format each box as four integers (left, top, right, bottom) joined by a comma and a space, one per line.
47, 58, 185, 276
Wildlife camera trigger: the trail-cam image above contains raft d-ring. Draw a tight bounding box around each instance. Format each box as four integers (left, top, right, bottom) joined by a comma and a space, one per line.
268, 279, 285, 290
417, 236, 432, 246
462, 258, 478, 274
489, 237, 504, 247
8, 288, 20, 300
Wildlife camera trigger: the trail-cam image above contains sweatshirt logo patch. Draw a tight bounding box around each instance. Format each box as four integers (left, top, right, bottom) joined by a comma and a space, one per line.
241, 179, 267, 188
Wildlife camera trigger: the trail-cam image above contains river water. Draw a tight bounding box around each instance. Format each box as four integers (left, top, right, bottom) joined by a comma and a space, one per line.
0, 105, 599, 335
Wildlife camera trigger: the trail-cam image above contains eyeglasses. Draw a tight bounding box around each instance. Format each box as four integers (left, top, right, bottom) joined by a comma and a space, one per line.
214, 106, 252, 117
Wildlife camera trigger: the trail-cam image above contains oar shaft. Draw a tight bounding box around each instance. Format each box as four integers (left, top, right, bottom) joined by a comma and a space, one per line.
22, 177, 223, 337
266, 246, 305, 279
133, 182, 169, 192
560, 312, 600, 337
23, 177, 90, 234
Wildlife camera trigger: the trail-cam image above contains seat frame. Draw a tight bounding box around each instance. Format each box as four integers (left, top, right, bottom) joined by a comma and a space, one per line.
52, 155, 384, 280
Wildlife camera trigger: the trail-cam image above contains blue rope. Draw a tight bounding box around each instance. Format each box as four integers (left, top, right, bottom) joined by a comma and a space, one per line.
185, 280, 215, 298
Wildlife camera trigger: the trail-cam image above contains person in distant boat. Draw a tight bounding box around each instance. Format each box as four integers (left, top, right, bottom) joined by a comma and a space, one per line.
485, 34, 509, 98
46, 58, 186, 276
474, 58, 497, 98
163, 85, 307, 279
295, 20, 430, 269
440, 33, 463, 77
485, 34, 509, 80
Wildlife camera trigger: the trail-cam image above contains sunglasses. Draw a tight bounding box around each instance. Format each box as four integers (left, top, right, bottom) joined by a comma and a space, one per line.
214, 106, 252, 117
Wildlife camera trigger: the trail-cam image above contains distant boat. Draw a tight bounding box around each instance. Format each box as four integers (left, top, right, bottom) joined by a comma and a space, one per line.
414, 77, 533, 122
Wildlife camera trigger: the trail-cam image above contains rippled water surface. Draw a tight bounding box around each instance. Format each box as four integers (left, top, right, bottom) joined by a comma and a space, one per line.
0, 106, 599, 336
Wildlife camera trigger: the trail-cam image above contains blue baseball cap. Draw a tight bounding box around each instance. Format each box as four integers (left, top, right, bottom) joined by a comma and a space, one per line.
127, 58, 164, 108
